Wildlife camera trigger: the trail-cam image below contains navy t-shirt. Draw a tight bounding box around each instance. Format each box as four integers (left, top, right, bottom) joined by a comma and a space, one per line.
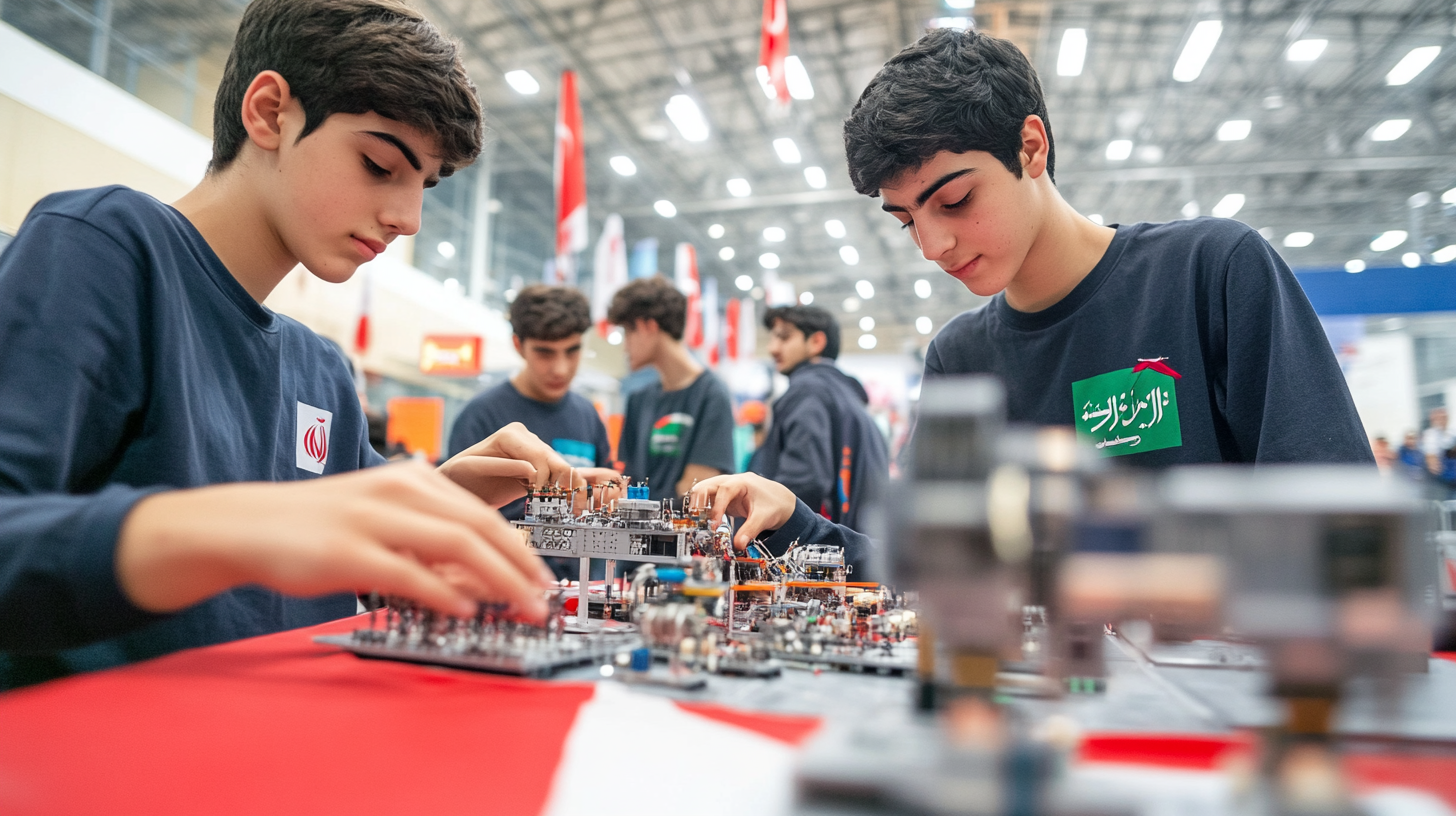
619, 370, 736, 501
0, 186, 376, 683
447, 379, 611, 519
926, 218, 1373, 465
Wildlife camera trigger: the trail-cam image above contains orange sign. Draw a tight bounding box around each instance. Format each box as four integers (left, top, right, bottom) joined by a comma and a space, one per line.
386, 396, 444, 463
419, 335, 483, 376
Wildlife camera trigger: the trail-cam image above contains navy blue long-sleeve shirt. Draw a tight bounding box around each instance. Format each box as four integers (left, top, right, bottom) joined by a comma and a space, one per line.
0, 186, 378, 683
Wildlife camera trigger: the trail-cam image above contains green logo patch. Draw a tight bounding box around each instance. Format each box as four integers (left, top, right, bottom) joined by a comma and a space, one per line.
648, 412, 694, 456
1072, 361, 1182, 457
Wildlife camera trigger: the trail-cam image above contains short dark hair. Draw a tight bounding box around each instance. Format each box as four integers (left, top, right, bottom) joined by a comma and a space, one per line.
843, 27, 1054, 196
510, 285, 591, 341
211, 0, 483, 176
607, 277, 686, 341
764, 305, 840, 360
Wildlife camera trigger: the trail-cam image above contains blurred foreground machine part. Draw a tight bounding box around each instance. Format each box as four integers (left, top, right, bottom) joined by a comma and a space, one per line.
801, 375, 1440, 816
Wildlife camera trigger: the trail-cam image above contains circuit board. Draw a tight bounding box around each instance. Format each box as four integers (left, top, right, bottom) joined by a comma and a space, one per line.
314, 630, 639, 678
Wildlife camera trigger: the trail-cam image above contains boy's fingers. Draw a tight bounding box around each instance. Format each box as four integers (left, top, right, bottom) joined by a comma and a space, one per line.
345, 544, 478, 618
385, 468, 550, 586
360, 502, 546, 620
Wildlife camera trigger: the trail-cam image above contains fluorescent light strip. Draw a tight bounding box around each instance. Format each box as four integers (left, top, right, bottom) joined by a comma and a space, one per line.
1057, 29, 1087, 77
1173, 20, 1223, 82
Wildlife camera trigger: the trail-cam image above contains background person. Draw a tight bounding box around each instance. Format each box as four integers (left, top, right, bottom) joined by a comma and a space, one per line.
750, 305, 888, 533
449, 284, 618, 520
608, 277, 735, 503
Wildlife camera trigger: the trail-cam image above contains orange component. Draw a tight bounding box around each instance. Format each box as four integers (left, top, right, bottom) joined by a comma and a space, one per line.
783, 581, 880, 588
731, 583, 779, 592
386, 396, 444, 463
606, 413, 624, 464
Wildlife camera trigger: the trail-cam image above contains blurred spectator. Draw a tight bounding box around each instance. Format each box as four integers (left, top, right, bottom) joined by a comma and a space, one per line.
1371, 436, 1395, 471
1424, 407, 1454, 474
366, 411, 410, 461
1397, 431, 1426, 476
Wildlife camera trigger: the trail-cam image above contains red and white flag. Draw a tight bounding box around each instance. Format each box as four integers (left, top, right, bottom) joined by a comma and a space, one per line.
553, 70, 588, 286
725, 297, 741, 361
591, 213, 628, 336
758, 0, 789, 104
674, 242, 703, 351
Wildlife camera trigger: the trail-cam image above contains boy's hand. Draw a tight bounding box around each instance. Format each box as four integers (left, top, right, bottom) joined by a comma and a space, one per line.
439, 422, 585, 506
689, 473, 797, 551
115, 461, 553, 621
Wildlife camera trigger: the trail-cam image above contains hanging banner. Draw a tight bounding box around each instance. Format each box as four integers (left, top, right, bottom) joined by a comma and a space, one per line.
758, 0, 789, 104
738, 297, 756, 360
591, 214, 628, 335
553, 70, 587, 286
701, 276, 720, 366
629, 238, 658, 280
725, 297, 741, 361
674, 242, 703, 350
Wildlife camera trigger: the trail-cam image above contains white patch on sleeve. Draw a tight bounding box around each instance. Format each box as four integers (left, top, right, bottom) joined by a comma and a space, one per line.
295, 401, 333, 474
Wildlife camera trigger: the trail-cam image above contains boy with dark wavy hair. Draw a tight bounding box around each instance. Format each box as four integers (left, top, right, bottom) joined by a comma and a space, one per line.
690, 27, 1371, 573
0, 0, 583, 686
449, 285, 616, 520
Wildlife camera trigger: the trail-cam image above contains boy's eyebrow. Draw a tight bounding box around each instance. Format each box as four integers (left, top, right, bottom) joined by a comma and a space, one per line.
881, 168, 977, 212
362, 131, 422, 171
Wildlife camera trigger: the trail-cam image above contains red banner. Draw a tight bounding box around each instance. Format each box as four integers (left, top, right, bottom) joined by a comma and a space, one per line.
759, 0, 789, 103
553, 70, 587, 284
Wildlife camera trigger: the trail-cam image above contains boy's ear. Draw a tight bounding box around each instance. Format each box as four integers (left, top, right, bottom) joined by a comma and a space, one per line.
512, 335, 525, 358
807, 330, 827, 357
239, 70, 295, 155
1019, 115, 1051, 180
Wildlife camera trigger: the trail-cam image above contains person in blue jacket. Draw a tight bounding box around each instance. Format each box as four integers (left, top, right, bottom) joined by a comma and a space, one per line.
0, 0, 601, 687
687, 27, 1372, 566
750, 305, 887, 536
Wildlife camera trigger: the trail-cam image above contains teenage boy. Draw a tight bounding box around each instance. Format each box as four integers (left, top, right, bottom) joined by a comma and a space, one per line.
750, 305, 887, 532
608, 277, 736, 502
0, 0, 586, 685
449, 284, 616, 519
689, 28, 1371, 566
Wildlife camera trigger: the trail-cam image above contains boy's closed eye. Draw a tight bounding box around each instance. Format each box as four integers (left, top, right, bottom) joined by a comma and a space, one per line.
362, 155, 391, 179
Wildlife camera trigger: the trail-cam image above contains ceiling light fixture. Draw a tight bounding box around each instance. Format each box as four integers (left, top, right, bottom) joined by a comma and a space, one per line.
1057, 28, 1087, 76
1433, 245, 1456, 264
1387, 46, 1441, 86
1402, 252, 1422, 268
1345, 260, 1365, 274
1106, 139, 1133, 161
1371, 119, 1412, 141
763, 226, 786, 242
1212, 193, 1245, 218
840, 246, 860, 265
1283, 231, 1313, 248
773, 137, 802, 164
825, 219, 846, 239
759, 252, 780, 269
916, 316, 934, 335
859, 316, 875, 331
842, 297, 861, 313
665, 94, 710, 142
784, 55, 815, 100
735, 275, 754, 291
504, 70, 540, 94
855, 279, 874, 299
1173, 20, 1223, 82
653, 199, 677, 218
1217, 119, 1251, 141
1371, 230, 1408, 252
719, 247, 735, 261
609, 155, 637, 176
803, 166, 827, 189
858, 334, 877, 350
726, 178, 751, 197
914, 279, 932, 299
799, 291, 814, 305
708, 224, 725, 239
1287, 39, 1328, 62
1088, 213, 1104, 225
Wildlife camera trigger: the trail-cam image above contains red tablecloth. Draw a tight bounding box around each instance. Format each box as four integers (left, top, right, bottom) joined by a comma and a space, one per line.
0, 616, 817, 816
2, 618, 1453, 814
